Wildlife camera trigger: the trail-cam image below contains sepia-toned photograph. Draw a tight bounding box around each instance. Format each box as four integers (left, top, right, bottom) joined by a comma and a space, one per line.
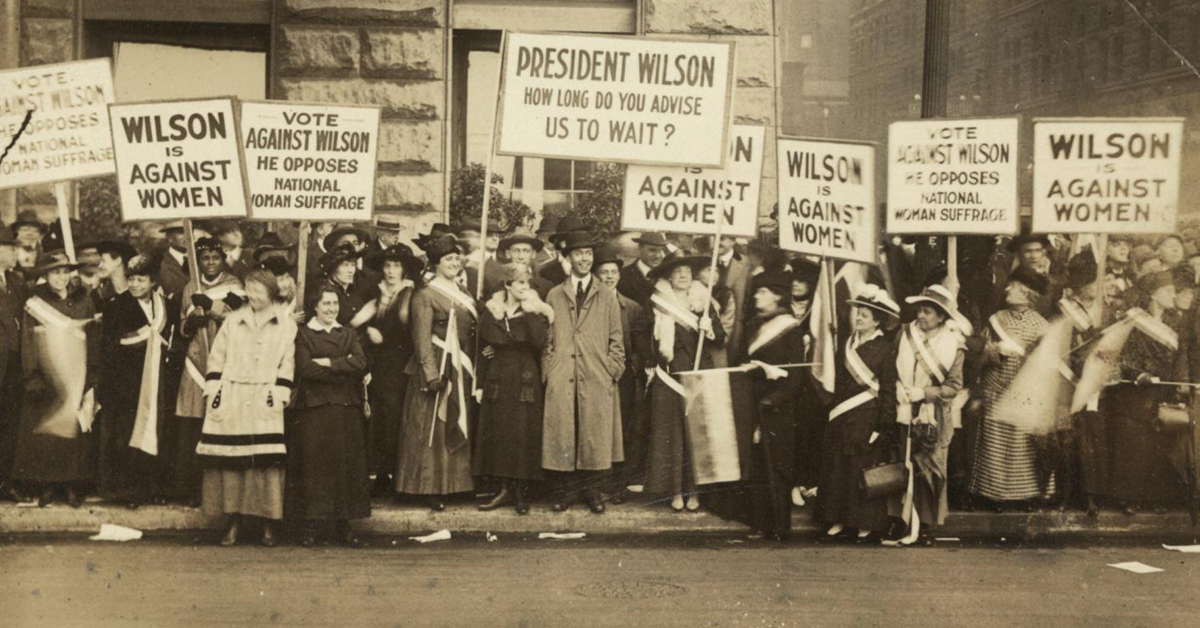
2, 1, 1199, 626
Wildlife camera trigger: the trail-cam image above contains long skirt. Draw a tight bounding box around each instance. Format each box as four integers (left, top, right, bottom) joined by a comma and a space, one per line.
12, 387, 95, 485
0, 351, 22, 486
817, 414, 889, 532
644, 379, 695, 496
285, 404, 371, 521
748, 442, 792, 538
202, 468, 285, 520
394, 379, 474, 495
473, 396, 544, 482
967, 416, 1049, 501
1105, 386, 1185, 504
97, 408, 158, 500
161, 416, 204, 500
368, 371, 407, 478
613, 367, 648, 489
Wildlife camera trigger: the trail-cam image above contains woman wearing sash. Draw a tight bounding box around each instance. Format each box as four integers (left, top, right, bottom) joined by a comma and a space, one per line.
197, 269, 296, 547
1107, 271, 1186, 513
636, 253, 722, 512
967, 267, 1050, 509
740, 271, 806, 540
817, 284, 899, 541
788, 261, 825, 507
474, 263, 553, 514
395, 235, 476, 511
97, 254, 175, 509
12, 251, 98, 508
288, 284, 371, 547
170, 237, 243, 506
357, 244, 421, 497
889, 284, 967, 545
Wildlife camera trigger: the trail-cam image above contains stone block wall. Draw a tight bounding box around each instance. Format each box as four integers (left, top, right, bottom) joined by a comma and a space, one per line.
645, 0, 780, 221
276, 0, 447, 237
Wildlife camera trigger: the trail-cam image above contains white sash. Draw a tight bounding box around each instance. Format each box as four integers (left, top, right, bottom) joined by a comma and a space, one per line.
989, 313, 1026, 358
25, 296, 88, 339
129, 291, 167, 456
426, 278, 478, 319
829, 331, 881, 421
829, 390, 877, 422
1059, 298, 1094, 332
904, 324, 947, 384
650, 292, 700, 331
747, 314, 801, 358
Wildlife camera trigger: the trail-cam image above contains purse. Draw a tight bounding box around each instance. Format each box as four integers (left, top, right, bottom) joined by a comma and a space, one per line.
1156, 402, 1191, 430
860, 461, 907, 500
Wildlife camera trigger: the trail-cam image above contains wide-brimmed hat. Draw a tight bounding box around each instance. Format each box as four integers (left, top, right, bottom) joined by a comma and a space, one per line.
454, 219, 482, 235
549, 216, 588, 245
632, 232, 669, 248
421, 234, 463, 267
374, 215, 403, 233
126, 253, 161, 278
906, 284, 972, 333
536, 216, 559, 235
34, 250, 83, 275
790, 258, 821, 288
1137, 270, 1175, 296
648, 253, 708, 281
365, 243, 424, 277
593, 245, 624, 270
498, 228, 544, 255
319, 243, 363, 275
556, 230, 603, 255
11, 210, 44, 233
323, 225, 371, 252
847, 283, 901, 319
253, 232, 294, 260
752, 271, 792, 298
1007, 265, 1050, 295
413, 223, 453, 249
260, 256, 293, 277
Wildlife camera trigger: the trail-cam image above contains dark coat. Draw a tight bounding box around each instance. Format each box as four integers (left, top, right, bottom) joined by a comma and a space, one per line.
617, 262, 655, 305
538, 258, 569, 286
293, 323, 369, 410
158, 249, 190, 300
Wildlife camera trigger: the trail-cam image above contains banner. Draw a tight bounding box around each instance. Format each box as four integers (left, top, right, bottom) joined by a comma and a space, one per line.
1032, 118, 1183, 234
496, 32, 735, 168
240, 101, 381, 222
0, 59, 116, 189
621, 124, 763, 237
776, 137, 877, 264
886, 118, 1019, 235
108, 98, 250, 222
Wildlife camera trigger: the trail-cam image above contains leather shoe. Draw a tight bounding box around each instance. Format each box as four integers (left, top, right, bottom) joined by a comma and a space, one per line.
220, 521, 240, 547
552, 494, 573, 512
426, 496, 445, 512
37, 487, 56, 508
66, 487, 82, 509
513, 483, 530, 515
583, 493, 605, 515
0, 483, 29, 503
336, 522, 363, 548
261, 523, 278, 547
478, 485, 513, 511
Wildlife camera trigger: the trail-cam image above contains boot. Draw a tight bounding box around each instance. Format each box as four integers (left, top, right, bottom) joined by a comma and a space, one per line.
65, 486, 82, 509
37, 486, 57, 508
479, 483, 513, 511
261, 520, 278, 547
220, 516, 240, 547
426, 495, 445, 512
513, 482, 529, 515
299, 521, 318, 548
336, 520, 363, 548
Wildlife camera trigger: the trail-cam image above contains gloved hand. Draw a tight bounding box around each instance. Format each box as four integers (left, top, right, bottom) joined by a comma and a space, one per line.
424, 378, 445, 393
1135, 372, 1154, 387
223, 293, 245, 310
191, 293, 213, 310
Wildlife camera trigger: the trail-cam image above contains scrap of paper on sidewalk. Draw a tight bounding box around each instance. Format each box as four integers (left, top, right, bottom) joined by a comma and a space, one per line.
409, 529, 451, 544
1108, 562, 1164, 574
89, 524, 143, 542
539, 532, 586, 540
1162, 544, 1200, 553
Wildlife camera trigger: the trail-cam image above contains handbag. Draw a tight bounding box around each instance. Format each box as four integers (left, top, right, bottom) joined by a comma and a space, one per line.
860, 461, 907, 500
1157, 402, 1191, 430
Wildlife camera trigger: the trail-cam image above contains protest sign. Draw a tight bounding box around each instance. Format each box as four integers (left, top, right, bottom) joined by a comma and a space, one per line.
776, 137, 877, 265
622, 124, 763, 237
886, 118, 1019, 235
0, 59, 116, 189
1032, 118, 1183, 234
108, 97, 250, 222
496, 32, 735, 168
240, 101, 381, 222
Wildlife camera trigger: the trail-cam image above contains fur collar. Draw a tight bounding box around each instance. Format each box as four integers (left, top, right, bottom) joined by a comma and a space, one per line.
485, 289, 555, 324
653, 279, 712, 314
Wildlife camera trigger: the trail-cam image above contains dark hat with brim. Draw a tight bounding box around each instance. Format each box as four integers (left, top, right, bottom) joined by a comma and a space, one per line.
126, 253, 161, 278
34, 250, 83, 275
846, 284, 901, 319
648, 253, 708, 282
260, 256, 294, 277
365, 243, 425, 277
323, 226, 371, 252
1008, 231, 1052, 253
499, 229, 544, 255
421, 234, 464, 267
536, 216, 559, 234
751, 271, 793, 298
906, 283, 973, 335
319, 243, 364, 275
593, 245, 624, 271
549, 216, 587, 245
1007, 265, 1050, 295
556, 230, 603, 255
632, 232, 669, 248
455, 219, 482, 235
414, 223, 453, 249
1067, 252, 1099, 291
1136, 270, 1174, 296
253, 232, 295, 260
95, 240, 138, 263
12, 210, 44, 232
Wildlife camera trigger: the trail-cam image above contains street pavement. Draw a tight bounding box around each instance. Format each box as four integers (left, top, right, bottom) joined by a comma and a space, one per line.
3, 534, 1199, 627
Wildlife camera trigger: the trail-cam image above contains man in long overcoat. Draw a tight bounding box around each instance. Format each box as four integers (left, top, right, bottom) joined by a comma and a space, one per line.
543, 231, 625, 514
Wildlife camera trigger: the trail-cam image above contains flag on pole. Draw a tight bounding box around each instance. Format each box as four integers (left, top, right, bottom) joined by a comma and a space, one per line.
1070, 315, 1136, 413
809, 263, 837, 394
681, 369, 747, 485
992, 317, 1074, 435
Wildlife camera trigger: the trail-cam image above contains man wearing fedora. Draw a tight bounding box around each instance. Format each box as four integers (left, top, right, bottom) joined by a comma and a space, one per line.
496, 228, 553, 299
542, 230, 625, 513
618, 232, 668, 306
533, 216, 560, 268
0, 228, 28, 502
538, 216, 588, 285
158, 220, 207, 301
993, 228, 1065, 319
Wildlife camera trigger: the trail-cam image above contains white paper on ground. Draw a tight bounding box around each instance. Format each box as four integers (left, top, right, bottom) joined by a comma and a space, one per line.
1162, 544, 1200, 553
1108, 562, 1164, 574
89, 524, 143, 542
409, 529, 451, 544
626, 485, 644, 493
486, 532, 498, 542
539, 532, 586, 540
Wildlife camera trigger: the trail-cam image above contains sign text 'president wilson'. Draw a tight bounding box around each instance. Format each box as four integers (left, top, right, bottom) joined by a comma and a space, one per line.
496, 32, 734, 168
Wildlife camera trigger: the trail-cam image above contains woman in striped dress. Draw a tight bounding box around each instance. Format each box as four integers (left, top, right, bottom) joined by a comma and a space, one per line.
968, 267, 1050, 509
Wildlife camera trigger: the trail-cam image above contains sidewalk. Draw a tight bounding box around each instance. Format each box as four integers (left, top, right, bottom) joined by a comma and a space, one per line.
2, 498, 1196, 541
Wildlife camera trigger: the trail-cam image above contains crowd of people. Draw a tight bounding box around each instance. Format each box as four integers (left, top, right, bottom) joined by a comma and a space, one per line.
0, 206, 1198, 547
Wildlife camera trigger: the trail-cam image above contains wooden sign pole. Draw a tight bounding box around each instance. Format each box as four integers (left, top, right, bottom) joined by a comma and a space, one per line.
295, 220, 310, 313
53, 181, 76, 262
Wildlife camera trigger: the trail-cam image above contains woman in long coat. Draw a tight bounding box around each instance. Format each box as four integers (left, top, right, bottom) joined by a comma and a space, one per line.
636, 253, 724, 512
196, 268, 296, 547
968, 267, 1050, 509
474, 263, 553, 514
817, 284, 899, 540
1106, 271, 1187, 512
12, 251, 98, 508
288, 284, 371, 546
171, 237, 243, 505
395, 235, 476, 510
97, 253, 175, 509
890, 285, 967, 546
357, 244, 421, 497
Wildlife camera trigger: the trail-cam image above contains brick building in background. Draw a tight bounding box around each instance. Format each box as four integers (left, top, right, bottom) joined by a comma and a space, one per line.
0, 0, 785, 241
848, 0, 1200, 211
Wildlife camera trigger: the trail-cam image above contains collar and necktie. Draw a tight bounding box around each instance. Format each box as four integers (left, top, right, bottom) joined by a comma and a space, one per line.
574, 276, 590, 308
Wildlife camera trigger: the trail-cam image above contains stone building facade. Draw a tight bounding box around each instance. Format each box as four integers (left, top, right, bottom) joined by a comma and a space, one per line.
0, 0, 785, 237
